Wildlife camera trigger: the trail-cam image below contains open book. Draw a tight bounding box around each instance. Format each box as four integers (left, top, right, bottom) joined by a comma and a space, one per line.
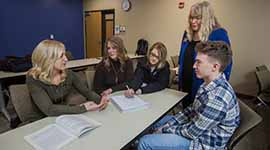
24, 114, 101, 150
111, 95, 149, 112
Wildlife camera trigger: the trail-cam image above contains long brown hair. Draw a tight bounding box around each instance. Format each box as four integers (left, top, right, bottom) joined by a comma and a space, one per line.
103, 36, 129, 72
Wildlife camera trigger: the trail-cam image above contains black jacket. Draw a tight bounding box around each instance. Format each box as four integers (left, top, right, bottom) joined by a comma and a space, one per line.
94, 58, 134, 95
128, 58, 170, 94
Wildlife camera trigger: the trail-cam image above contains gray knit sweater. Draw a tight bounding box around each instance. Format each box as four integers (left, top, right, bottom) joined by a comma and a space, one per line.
26, 70, 100, 116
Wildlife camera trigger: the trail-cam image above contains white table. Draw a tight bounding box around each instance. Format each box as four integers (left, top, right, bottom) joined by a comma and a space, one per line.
0, 58, 101, 80
0, 54, 143, 80
0, 89, 186, 150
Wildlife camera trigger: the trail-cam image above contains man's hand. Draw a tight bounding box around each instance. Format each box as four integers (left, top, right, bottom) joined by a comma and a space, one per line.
153, 123, 170, 134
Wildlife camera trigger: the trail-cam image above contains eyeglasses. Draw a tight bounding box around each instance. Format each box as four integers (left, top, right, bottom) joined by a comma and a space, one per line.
150, 52, 160, 59
189, 15, 202, 21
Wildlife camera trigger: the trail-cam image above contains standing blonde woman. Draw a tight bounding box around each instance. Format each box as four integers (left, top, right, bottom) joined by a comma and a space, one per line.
178, 1, 232, 108
94, 36, 134, 96
26, 40, 109, 119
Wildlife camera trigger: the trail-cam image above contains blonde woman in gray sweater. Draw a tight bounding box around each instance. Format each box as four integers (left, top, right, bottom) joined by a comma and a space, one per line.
26, 39, 109, 119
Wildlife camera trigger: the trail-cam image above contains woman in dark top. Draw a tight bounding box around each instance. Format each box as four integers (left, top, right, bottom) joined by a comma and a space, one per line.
124, 42, 170, 97
93, 36, 134, 96
182, 40, 200, 94
26, 40, 109, 118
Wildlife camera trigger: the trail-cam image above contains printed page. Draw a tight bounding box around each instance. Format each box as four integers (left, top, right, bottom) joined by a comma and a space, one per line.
24, 124, 76, 150
56, 114, 101, 137
111, 95, 149, 112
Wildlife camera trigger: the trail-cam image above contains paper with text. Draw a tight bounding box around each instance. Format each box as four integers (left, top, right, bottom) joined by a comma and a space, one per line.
24, 114, 101, 150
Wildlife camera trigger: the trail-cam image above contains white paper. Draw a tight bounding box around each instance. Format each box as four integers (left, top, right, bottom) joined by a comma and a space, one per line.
24, 115, 101, 150
111, 95, 149, 112
24, 124, 76, 150
56, 115, 101, 137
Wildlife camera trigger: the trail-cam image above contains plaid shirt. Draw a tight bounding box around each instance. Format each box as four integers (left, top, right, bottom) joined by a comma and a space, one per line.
163, 74, 240, 150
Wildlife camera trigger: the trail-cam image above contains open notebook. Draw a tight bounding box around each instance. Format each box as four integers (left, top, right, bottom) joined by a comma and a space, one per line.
111, 95, 149, 112
24, 114, 101, 150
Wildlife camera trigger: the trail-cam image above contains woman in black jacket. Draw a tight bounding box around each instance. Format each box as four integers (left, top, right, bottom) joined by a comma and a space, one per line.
94, 36, 134, 96
124, 42, 170, 96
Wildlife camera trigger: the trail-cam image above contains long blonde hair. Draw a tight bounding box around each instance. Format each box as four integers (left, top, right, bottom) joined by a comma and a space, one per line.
28, 39, 66, 84
103, 36, 129, 72
187, 1, 221, 42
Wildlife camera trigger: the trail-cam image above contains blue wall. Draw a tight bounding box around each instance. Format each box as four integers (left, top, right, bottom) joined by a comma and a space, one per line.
0, 0, 84, 59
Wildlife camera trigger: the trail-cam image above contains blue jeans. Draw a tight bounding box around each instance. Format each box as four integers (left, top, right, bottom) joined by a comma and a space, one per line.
138, 115, 191, 150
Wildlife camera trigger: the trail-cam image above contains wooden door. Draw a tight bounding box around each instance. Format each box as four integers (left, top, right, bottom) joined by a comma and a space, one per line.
105, 20, 114, 40
105, 14, 114, 41
85, 11, 102, 58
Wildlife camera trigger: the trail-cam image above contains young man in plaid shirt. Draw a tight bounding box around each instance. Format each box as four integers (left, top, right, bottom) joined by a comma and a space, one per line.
138, 41, 240, 150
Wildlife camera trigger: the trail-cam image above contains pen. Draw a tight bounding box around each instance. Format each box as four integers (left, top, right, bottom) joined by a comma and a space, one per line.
126, 85, 130, 90
125, 85, 134, 98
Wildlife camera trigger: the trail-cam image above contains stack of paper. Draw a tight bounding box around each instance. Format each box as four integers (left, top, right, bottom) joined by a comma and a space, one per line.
111, 95, 149, 112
